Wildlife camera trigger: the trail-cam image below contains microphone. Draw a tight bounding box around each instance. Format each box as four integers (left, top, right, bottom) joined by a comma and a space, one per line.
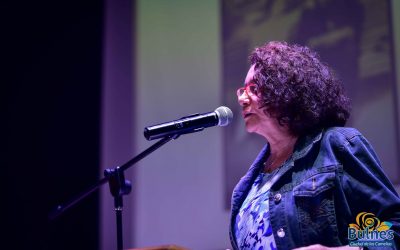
143, 106, 233, 140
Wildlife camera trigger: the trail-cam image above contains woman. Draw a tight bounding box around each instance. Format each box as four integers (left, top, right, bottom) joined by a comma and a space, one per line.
230, 41, 400, 250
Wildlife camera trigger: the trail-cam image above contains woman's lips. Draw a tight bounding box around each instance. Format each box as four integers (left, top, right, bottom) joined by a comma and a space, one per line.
243, 113, 253, 119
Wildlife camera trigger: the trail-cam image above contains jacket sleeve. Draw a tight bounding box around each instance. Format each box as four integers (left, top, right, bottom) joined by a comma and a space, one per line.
338, 132, 400, 248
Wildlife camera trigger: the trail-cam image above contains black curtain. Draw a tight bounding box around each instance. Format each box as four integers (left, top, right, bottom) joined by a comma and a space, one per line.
3, 1, 103, 249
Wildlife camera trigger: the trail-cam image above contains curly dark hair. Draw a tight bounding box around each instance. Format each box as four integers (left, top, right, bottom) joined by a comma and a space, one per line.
250, 41, 351, 136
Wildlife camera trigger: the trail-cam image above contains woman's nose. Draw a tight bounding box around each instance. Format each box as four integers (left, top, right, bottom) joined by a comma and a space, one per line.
238, 92, 250, 106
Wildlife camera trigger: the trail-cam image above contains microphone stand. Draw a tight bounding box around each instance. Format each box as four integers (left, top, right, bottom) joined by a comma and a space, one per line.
49, 135, 178, 250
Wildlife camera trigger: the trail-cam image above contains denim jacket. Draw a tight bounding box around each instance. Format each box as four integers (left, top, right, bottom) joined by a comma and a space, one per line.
230, 127, 400, 249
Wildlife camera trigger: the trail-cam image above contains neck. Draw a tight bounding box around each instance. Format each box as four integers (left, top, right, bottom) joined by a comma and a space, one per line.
254, 115, 298, 172
264, 133, 298, 173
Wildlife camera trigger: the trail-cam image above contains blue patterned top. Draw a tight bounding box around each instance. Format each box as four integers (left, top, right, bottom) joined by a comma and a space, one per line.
234, 171, 277, 250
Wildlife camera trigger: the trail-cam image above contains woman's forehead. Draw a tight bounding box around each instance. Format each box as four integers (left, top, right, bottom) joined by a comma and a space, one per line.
244, 64, 256, 85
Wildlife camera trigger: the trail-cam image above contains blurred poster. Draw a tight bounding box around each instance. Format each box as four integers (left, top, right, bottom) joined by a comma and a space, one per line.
222, 0, 398, 208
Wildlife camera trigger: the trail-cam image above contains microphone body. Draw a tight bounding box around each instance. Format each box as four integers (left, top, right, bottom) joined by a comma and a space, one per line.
144, 106, 233, 140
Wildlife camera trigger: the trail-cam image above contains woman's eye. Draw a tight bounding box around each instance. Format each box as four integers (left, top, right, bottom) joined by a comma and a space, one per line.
250, 86, 258, 94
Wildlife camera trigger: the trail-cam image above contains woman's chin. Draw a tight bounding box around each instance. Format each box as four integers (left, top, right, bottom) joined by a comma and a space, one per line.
245, 125, 256, 133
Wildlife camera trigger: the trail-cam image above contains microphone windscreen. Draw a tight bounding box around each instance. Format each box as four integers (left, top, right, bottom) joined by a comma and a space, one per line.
215, 106, 233, 126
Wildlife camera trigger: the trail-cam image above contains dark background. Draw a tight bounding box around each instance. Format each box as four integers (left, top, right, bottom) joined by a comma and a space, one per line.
3, 1, 103, 249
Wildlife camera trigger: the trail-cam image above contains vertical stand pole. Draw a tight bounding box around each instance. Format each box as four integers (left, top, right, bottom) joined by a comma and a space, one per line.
115, 196, 123, 250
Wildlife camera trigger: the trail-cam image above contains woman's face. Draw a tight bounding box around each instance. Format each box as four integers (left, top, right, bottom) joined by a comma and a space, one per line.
237, 65, 282, 138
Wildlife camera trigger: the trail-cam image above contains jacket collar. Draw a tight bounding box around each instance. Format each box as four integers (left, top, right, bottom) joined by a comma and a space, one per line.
291, 129, 323, 162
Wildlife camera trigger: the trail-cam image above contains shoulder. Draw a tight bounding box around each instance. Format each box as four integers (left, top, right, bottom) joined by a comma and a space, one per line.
324, 126, 361, 139
321, 127, 366, 147
320, 127, 380, 165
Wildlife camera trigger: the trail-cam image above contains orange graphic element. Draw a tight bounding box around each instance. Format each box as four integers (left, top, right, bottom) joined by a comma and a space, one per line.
349, 212, 392, 232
